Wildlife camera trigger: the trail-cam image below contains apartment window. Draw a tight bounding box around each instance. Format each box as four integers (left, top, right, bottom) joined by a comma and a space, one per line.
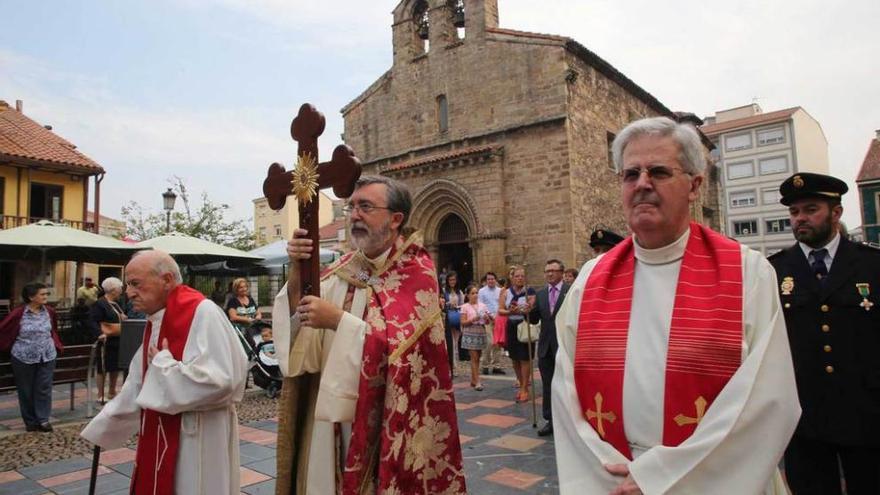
725, 133, 752, 152
730, 190, 757, 208
733, 219, 758, 236
437, 95, 448, 133
757, 127, 785, 146
727, 161, 754, 180
765, 218, 792, 234
759, 156, 788, 175
762, 188, 782, 205
29, 183, 63, 221
606, 131, 616, 170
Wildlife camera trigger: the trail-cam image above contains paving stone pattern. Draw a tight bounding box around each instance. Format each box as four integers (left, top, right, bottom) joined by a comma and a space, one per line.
0, 371, 558, 494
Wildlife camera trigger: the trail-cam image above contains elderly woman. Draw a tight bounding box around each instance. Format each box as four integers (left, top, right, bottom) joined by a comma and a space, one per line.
0, 282, 63, 432
90, 277, 126, 403
225, 278, 261, 331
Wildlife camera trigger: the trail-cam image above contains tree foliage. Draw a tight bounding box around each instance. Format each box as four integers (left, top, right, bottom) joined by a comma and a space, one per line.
120, 176, 255, 250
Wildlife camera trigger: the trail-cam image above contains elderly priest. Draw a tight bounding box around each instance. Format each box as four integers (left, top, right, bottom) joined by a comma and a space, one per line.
552, 117, 801, 494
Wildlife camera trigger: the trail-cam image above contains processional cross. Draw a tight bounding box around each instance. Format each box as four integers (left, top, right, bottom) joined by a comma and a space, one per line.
263, 104, 362, 312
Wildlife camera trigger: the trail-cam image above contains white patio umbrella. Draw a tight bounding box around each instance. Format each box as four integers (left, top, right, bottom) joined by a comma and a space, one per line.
135, 232, 264, 266
248, 239, 339, 267
0, 220, 146, 266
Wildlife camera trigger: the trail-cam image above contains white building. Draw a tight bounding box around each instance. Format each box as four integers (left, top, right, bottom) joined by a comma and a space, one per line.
701, 104, 829, 255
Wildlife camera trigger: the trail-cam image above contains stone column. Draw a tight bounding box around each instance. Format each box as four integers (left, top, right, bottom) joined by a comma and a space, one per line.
463, 0, 498, 39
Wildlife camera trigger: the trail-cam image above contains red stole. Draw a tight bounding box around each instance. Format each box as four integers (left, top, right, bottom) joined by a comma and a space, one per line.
338, 234, 466, 494
131, 285, 205, 495
574, 223, 743, 459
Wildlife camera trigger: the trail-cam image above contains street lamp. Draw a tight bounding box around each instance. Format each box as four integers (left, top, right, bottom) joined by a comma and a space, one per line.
162, 188, 177, 233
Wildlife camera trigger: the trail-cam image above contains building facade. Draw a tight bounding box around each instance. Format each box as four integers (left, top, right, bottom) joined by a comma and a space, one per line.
0, 100, 106, 303
341, 0, 717, 285
252, 191, 336, 247
701, 104, 829, 255
856, 130, 880, 245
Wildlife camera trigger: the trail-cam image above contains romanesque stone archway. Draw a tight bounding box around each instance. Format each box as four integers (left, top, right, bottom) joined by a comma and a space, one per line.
410, 179, 480, 283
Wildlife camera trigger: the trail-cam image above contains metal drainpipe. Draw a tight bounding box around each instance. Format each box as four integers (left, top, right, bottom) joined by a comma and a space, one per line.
94, 173, 104, 233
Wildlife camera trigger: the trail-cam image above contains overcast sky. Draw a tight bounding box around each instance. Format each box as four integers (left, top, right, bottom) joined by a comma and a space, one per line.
2, 0, 877, 228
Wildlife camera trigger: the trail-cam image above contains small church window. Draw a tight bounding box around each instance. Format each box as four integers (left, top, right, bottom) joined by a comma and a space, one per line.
606, 131, 616, 170
437, 95, 449, 133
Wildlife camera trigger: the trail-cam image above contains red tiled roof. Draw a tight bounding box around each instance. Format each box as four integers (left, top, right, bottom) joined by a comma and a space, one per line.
0, 100, 104, 173
319, 218, 347, 241
385, 145, 496, 172
700, 107, 799, 136
856, 138, 880, 182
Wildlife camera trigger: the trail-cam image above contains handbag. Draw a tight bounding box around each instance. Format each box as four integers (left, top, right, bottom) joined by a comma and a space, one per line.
516, 319, 541, 344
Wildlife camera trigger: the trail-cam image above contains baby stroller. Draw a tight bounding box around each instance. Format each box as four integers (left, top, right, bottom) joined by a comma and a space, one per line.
233, 320, 283, 398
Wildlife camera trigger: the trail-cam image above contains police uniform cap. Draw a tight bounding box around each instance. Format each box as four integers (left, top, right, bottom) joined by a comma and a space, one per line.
590, 229, 624, 248
779, 172, 848, 206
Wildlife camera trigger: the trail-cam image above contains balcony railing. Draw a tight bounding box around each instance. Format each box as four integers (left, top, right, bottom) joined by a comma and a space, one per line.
0, 215, 97, 233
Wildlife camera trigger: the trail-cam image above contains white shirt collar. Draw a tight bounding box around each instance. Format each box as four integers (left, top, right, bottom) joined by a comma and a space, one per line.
799, 232, 840, 262
364, 246, 392, 270
148, 308, 166, 325
633, 228, 690, 265
548, 281, 564, 291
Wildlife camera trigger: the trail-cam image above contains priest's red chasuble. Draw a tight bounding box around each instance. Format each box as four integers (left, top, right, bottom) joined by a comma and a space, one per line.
131, 285, 204, 495
574, 223, 743, 459
334, 232, 466, 494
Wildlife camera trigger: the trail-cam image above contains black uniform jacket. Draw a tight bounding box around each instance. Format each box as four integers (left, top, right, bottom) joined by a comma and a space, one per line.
769, 238, 880, 445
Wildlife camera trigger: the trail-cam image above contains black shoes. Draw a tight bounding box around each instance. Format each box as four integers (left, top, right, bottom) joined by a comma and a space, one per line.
26, 422, 53, 433
537, 423, 553, 437
492, 368, 506, 375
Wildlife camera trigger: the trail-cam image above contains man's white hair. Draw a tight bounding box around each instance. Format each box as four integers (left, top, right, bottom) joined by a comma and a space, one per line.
131, 249, 183, 284
611, 117, 706, 175
101, 277, 123, 293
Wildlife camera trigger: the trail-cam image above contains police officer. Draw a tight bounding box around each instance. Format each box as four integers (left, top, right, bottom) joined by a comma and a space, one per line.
589, 228, 624, 255
769, 172, 880, 494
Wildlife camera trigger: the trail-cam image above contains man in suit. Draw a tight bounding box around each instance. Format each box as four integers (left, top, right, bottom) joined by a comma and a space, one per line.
769, 172, 880, 495
530, 258, 569, 436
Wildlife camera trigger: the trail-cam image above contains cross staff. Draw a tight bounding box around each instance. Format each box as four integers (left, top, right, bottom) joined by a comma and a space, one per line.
263, 103, 362, 313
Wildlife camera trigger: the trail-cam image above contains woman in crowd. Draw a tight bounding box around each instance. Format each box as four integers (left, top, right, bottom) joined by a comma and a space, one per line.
460, 284, 491, 391
0, 282, 63, 432
90, 277, 126, 403
498, 265, 536, 402
441, 271, 465, 374
226, 278, 261, 331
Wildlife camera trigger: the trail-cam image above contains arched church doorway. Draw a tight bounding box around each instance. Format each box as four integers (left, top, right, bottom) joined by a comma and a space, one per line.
436, 214, 474, 286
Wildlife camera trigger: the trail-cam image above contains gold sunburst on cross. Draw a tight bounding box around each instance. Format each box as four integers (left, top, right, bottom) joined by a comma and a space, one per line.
290, 152, 319, 205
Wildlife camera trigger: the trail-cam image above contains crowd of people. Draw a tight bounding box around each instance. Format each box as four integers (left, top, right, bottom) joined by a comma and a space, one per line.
0, 115, 876, 493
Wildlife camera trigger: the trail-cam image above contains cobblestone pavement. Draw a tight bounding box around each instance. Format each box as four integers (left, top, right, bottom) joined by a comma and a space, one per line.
0, 360, 558, 494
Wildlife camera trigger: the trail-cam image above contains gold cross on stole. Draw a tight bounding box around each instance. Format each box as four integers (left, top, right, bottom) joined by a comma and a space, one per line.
673, 396, 708, 426
585, 392, 617, 438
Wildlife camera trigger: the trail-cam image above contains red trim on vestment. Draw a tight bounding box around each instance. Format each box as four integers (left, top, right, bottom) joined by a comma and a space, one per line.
574, 223, 743, 459
131, 286, 204, 495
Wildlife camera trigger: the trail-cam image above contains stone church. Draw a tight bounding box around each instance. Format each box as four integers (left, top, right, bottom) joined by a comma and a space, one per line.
341, 0, 719, 285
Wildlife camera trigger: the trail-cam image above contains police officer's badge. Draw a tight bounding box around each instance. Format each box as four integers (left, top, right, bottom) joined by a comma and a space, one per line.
780, 277, 795, 295
856, 283, 873, 311
793, 175, 805, 188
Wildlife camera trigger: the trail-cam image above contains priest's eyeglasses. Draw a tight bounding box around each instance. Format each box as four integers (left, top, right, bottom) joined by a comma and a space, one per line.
620, 166, 690, 184
342, 202, 393, 215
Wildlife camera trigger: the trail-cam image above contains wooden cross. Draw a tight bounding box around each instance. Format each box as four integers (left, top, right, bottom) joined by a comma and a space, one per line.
673, 396, 708, 427
262, 103, 362, 310
585, 392, 617, 438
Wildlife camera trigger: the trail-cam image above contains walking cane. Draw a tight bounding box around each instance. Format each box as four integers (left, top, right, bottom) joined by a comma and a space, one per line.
88, 444, 101, 495
526, 321, 538, 428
